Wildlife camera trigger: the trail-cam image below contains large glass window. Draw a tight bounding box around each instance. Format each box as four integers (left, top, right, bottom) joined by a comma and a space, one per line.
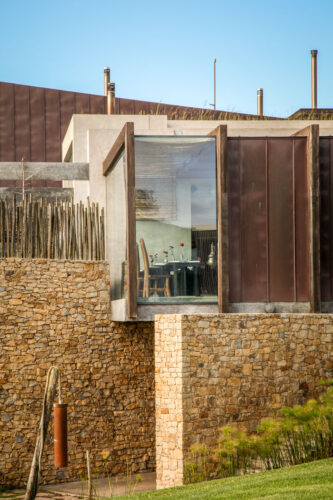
106, 151, 127, 300
135, 136, 217, 303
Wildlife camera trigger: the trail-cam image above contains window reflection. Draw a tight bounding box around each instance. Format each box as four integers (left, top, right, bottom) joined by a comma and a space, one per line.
135, 136, 217, 303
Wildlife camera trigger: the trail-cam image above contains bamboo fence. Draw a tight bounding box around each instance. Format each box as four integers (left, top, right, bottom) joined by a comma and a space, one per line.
0, 196, 105, 260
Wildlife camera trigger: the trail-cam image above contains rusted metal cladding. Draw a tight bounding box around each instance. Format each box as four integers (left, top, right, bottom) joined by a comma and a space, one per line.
54, 403, 68, 467
0, 82, 105, 164
320, 137, 333, 301
0, 82, 105, 188
227, 137, 309, 303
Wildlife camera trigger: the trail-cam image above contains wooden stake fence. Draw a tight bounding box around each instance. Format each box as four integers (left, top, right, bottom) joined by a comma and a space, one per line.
0, 196, 105, 260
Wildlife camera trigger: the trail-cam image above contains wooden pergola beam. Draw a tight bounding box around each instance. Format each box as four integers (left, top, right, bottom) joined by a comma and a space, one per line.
102, 124, 127, 176
0, 162, 89, 181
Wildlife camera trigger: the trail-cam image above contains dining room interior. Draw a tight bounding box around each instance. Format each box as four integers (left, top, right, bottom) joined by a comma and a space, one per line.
135, 135, 218, 303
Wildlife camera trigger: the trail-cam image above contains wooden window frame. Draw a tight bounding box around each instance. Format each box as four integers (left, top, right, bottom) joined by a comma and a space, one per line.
293, 125, 321, 312
208, 125, 229, 313
103, 122, 137, 319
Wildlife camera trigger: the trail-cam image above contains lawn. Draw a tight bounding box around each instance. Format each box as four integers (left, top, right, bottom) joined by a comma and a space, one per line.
119, 458, 333, 500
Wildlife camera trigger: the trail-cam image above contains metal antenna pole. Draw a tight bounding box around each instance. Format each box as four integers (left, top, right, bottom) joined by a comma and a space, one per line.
210, 59, 217, 110
214, 58, 216, 111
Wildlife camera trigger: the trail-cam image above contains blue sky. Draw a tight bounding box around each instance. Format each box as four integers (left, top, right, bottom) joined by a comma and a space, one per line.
1, 0, 332, 117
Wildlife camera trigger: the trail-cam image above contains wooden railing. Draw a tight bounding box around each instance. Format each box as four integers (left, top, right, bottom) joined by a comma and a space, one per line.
0, 197, 105, 260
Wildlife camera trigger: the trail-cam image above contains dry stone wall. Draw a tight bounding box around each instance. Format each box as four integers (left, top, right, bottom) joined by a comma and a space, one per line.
0, 258, 155, 486
155, 313, 333, 489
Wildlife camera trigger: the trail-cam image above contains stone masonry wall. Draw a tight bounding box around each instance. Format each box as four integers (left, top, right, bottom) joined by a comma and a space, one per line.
0, 259, 154, 487
155, 313, 333, 489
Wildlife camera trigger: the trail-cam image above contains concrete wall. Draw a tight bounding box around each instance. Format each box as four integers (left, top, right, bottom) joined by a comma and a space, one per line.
155, 313, 333, 489
0, 259, 155, 486
62, 115, 333, 210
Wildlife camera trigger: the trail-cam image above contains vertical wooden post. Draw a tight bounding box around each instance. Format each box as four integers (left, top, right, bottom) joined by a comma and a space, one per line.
25, 368, 59, 500
209, 125, 229, 313
125, 122, 137, 319
294, 125, 321, 312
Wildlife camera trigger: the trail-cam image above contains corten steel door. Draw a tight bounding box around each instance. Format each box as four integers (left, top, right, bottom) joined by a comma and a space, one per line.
228, 137, 309, 303
320, 137, 333, 301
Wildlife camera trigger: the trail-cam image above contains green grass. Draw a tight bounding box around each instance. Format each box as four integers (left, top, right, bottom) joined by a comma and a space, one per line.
118, 459, 333, 499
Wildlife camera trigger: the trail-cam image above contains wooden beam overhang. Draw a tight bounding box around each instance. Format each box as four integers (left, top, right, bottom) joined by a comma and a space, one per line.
103, 123, 127, 176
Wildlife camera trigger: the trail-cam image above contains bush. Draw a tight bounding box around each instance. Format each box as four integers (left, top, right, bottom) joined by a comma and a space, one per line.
184, 381, 333, 484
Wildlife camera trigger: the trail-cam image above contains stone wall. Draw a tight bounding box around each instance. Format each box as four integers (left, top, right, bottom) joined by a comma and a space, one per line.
0, 259, 155, 487
155, 313, 333, 489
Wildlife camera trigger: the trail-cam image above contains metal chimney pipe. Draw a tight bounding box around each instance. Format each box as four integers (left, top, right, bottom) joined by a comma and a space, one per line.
257, 88, 263, 117
107, 82, 116, 115
311, 50, 318, 109
104, 67, 110, 96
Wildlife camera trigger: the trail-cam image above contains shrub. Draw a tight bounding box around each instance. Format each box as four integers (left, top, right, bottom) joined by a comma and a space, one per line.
184, 382, 333, 483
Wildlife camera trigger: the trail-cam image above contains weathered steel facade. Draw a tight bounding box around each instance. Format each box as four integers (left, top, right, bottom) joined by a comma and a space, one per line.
228, 137, 309, 303
0, 82, 105, 163
320, 137, 333, 302
1, 81, 333, 308
0, 82, 267, 165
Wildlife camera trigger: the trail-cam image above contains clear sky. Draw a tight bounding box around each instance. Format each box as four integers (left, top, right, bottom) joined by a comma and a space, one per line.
1, 0, 332, 117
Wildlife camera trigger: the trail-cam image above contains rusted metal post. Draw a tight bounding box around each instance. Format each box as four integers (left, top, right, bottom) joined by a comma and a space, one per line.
54, 403, 68, 467
311, 50, 318, 109
107, 82, 115, 115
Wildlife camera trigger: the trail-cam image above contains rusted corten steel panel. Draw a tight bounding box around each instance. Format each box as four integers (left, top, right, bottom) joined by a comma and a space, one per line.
0, 82, 278, 165
228, 137, 308, 303
30, 86, 46, 161
320, 137, 333, 301
228, 139, 241, 302
14, 84, 30, 161
241, 139, 267, 302
268, 139, 294, 301
45, 88, 61, 162
0, 82, 106, 163
294, 138, 309, 301
0, 83, 15, 161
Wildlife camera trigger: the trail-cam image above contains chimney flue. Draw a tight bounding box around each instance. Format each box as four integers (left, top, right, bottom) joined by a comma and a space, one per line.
104, 67, 110, 97
311, 50, 318, 109
107, 82, 116, 115
257, 88, 263, 117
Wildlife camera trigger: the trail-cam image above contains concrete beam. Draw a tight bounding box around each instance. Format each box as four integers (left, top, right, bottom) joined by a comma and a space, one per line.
0, 187, 74, 202
0, 163, 89, 181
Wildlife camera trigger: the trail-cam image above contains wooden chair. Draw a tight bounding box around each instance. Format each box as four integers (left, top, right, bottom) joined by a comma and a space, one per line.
137, 243, 145, 297
140, 238, 171, 298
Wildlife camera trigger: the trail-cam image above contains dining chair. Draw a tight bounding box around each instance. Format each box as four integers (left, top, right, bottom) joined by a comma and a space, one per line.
140, 238, 171, 298
137, 243, 144, 296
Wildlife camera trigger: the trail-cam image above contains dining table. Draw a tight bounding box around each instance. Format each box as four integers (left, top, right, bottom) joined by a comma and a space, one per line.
151, 260, 201, 296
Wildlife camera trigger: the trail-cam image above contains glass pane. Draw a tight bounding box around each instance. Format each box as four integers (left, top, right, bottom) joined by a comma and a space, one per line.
135, 136, 217, 303
106, 151, 127, 300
